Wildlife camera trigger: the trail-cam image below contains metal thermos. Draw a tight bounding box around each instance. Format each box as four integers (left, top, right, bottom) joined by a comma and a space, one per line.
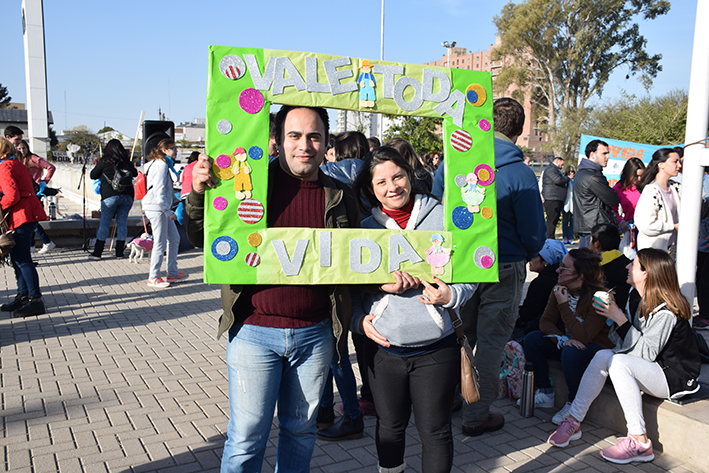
48, 200, 57, 220
520, 363, 535, 417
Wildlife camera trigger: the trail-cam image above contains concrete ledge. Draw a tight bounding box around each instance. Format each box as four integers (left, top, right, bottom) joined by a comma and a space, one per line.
549, 360, 708, 469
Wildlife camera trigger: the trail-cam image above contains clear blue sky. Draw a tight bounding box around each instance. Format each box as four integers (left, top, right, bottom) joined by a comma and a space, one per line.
1, 0, 698, 135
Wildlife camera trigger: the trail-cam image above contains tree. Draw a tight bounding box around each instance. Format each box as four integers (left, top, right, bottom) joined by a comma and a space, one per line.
382, 116, 443, 155
585, 89, 687, 145
63, 128, 100, 155
98, 126, 115, 134
0, 83, 10, 108
493, 0, 670, 159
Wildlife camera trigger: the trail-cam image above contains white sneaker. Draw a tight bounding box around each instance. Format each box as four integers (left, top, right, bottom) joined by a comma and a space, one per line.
517, 389, 555, 408
147, 277, 170, 288
552, 402, 573, 425
37, 242, 56, 254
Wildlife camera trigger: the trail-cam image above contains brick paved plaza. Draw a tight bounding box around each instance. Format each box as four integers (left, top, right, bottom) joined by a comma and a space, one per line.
0, 249, 699, 472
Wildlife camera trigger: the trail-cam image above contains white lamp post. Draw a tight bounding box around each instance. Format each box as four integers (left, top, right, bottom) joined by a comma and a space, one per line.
442, 41, 457, 67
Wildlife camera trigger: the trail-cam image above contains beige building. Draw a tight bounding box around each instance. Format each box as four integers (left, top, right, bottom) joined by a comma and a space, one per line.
425, 39, 548, 160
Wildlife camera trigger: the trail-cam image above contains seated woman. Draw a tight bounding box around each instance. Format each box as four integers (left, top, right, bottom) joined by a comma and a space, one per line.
522, 248, 614, 425
516, 239, 568, 335
350, 146, 477, 473
548, 248, 701, 464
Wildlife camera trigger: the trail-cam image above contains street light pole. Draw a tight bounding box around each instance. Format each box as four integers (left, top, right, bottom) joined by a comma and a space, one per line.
442, 41, 457, 68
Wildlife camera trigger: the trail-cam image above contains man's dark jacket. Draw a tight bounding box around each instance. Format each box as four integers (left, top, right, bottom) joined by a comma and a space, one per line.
541, 163, 570, 202
573, 158, 619, 234
184, 163, 360, 360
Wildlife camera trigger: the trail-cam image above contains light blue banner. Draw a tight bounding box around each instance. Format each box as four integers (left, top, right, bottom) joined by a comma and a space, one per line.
578, 134, 682, 185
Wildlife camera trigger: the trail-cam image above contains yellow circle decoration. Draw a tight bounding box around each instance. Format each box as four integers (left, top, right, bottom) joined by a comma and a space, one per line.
213, 154, 236, 180
247, 232, 262, 247
481, 206, 493, 219
477, 168, 490, 182
465, 84, 487, 107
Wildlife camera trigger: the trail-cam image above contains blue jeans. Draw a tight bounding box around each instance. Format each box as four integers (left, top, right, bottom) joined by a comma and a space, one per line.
34, 223, 51, 244
561, 211, 574, 241
97, 194, 133, 241
222, 318, 335, 473
11, 222, 41, 298
320, 339, 360, 419
144, 209, 179, 280
523, 330, 602, 402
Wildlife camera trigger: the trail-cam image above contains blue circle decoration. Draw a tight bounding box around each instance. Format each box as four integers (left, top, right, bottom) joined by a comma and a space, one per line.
211, 236, 238, 261
248, 145, 263, 160
452, 206, 474, 230
466, 90, 478, 104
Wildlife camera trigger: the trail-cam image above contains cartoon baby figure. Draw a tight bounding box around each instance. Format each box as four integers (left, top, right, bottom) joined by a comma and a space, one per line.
425, 233, 451, 276
358, 60, 376, 108
232, 147, 252, 200
461, 172, 485, 213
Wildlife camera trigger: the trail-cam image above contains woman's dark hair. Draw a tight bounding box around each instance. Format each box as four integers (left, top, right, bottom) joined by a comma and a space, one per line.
567, 248, 607, 319
353, 146, 438, 209
102, 139, 129, 167
188, 151, 200, 164
18, 139, 32, 168
564, 165, 575, 177
148, 139, 175, 163
385, 138, 433, 191
637, 148, 677, 192
334, 131, 369, 161
636, 248, 692, 320
619, 157, 645, 190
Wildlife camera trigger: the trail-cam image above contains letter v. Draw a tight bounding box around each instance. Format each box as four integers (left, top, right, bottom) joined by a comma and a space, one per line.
272, 240, 309, 276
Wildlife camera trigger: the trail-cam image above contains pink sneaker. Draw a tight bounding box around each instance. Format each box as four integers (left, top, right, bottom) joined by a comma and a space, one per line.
548, 417, 581, 447
600, 436, 654, 464
166, 272, 189, 283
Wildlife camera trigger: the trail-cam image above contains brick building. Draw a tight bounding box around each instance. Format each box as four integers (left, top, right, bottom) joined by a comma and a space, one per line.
425, 38, 548, 160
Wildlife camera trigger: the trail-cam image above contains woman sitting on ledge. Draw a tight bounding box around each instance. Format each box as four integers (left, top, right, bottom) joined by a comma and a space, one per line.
548, 248, 701, 465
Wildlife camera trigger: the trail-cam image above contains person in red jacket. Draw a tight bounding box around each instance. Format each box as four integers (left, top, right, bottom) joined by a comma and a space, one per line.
0, 137, 48, 317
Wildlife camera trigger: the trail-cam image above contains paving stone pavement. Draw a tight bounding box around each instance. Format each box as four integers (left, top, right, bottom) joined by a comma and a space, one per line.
0, 249, 702, 473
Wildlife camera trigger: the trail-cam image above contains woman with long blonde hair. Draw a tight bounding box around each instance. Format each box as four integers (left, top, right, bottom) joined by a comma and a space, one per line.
548, 248, 700, 464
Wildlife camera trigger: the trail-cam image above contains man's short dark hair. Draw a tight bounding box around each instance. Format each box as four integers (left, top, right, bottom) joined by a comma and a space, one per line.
590, 223, 621, 251
274, 106, 329, 146
585, 139, 609, 158
367, 136, 380, 150
493, 98, 525, 140
269, 113, 277, 139
4, 126, 23, 139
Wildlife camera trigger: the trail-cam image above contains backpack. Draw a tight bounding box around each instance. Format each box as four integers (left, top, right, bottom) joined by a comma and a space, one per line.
500, 340, 526, 400
103, 167, 133, 192
134, 163, 153, 200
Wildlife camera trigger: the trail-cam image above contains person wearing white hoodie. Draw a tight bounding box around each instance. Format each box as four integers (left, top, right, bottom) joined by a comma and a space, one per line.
142, 139, 187, 288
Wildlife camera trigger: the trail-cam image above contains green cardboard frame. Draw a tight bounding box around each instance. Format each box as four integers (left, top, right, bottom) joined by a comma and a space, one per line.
203, 46, 498, 285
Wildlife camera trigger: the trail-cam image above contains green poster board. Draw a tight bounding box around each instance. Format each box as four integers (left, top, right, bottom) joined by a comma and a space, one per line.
204, 46, 498, 285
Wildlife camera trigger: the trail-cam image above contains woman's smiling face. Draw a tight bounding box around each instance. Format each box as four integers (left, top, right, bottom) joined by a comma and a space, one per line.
371, 160, 412, 211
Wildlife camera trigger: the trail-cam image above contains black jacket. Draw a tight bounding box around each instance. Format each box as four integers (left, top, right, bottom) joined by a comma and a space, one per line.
601, 252, 632, 312
541, 164, 570, 202
90, 159, 138, 200
572, 159, 619, 234
518, 263, 560, 333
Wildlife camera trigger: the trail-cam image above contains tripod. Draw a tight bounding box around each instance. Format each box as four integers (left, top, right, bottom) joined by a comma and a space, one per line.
77, 143, 92, 251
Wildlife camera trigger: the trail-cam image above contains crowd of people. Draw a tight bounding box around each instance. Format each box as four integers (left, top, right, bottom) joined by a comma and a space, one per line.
2, 96, 706, 472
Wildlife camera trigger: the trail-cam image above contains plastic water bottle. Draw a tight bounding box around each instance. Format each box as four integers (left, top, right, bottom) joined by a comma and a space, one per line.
520, 363, 535, 417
